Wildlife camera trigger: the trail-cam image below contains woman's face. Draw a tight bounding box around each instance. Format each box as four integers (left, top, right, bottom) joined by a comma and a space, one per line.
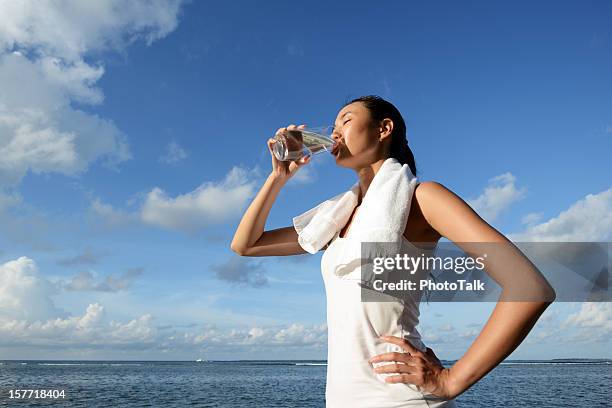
331, 102, 385, 169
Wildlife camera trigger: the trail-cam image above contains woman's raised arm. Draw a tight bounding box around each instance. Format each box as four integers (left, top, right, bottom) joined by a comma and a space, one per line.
230, 124, 310, 257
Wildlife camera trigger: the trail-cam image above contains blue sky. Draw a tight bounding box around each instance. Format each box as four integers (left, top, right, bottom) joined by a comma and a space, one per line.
0, 0, 610, 361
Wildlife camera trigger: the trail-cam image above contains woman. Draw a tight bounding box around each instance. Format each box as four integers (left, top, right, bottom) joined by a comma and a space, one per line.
231, 95, 556, 407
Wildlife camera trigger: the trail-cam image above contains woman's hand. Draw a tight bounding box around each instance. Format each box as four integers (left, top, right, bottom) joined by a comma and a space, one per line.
369, 335, 458, 399
267, 124, 311, 181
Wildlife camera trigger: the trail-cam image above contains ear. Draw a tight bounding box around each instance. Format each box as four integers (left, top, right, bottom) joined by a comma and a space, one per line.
379, 118, 394, 142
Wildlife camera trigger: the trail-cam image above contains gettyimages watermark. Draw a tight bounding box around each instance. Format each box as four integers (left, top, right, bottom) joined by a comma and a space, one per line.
352, 241, 611, 302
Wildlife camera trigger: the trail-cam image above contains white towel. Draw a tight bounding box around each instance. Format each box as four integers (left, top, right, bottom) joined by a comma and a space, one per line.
292, 157, 418, 255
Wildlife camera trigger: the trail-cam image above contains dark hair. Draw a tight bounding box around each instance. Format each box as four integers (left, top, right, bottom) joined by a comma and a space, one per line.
342, 95, 417, 176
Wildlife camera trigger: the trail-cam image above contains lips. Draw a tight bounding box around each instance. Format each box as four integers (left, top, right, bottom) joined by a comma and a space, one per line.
331, 142, 341, 156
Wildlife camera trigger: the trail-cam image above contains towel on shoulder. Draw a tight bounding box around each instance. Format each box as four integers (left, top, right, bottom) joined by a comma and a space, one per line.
292, 157, 419, 256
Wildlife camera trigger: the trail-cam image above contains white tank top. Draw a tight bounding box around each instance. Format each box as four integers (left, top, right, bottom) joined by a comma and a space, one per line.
321, 230, 458, 408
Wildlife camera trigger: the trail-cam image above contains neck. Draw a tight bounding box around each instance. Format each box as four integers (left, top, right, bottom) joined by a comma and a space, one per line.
354, 158, 388, 204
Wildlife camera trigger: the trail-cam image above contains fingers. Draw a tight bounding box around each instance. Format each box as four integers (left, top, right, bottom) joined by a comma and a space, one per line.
297, 154, 311, 165
379, 335, 422, 355
275, 124, 306, 139
373, 361, 417, 375
384, 373, 420, 385
369, 351, 415, 364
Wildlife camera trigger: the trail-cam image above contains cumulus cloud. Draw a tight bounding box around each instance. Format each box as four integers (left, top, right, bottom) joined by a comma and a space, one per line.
520, 303, 612, 346
520, 212, 543, 226
166, 322, 328, 350
140, 166, 258, 233
0, 255, 155, 347
0, 255, 326, 356
0, 1, 183, 61
85, 166, 258, 233
466, 172, 526, 222
562, 302, 612, 337
0, 256, 67, 322
508, 187, 612, 241
0, 303, 157, 347
0, 0, 184, 186
1, 311, 326, 354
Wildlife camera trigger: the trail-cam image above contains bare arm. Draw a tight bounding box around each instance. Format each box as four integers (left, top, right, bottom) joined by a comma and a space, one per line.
230, 124, 311, 257
416, 181, 556, 398
231, 173, 306, 256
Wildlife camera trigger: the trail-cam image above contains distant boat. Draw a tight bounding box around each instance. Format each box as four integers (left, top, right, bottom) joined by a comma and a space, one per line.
196, 358, 203, 362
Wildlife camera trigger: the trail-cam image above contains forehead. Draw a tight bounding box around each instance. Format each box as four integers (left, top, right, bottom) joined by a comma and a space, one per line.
336, 102, 365, 119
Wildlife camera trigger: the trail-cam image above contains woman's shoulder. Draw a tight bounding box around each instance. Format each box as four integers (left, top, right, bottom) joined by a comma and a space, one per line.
414, 180, 459, 200
412, 180, 471, 229
411, 180, 457, 223
414, 180, 448, 201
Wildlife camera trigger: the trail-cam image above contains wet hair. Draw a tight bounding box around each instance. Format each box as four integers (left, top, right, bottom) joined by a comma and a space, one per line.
342, 95, 417, 176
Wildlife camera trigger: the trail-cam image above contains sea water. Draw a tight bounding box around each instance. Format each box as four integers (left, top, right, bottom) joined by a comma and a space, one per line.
0, 359, 609, 407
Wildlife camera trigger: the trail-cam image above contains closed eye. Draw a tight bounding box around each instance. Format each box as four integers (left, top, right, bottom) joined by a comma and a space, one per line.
332, 119, 351, 134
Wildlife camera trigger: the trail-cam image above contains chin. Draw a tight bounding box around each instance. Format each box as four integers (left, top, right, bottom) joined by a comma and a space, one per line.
334, 156, 354, 169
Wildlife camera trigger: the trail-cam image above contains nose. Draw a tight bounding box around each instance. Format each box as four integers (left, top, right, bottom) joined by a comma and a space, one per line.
332, 128, 342, 142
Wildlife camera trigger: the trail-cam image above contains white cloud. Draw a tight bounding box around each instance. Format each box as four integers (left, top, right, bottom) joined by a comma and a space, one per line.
0, 254, 327, 356
0, 255, 156, 346
0, 0, 183, 63
562, 302, 612, 335
520, 212, 543, 226
466, 172, 526, 222
159, 141, 187, 164
0, 256, 67, 322
287, 164, 316, 185
0, 0, 184, 186
177, 323, 328, 349
508, 188, 612, 241
86, 166, 259, 233
89, 196, 136, 227
0, 303, 157, 347
140, 166, 257, 232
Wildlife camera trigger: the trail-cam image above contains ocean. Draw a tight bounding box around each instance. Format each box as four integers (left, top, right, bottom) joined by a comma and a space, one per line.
0, 359, 609, 407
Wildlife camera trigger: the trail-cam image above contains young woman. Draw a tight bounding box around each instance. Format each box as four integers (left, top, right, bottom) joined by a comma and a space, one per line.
231, 95, 556, 407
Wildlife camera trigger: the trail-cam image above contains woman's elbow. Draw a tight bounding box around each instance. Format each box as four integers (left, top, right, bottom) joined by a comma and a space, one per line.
504, 283, 556, 304
543, 285, 556, 304
230, 241, 247, 256
531, 284, 556, 306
